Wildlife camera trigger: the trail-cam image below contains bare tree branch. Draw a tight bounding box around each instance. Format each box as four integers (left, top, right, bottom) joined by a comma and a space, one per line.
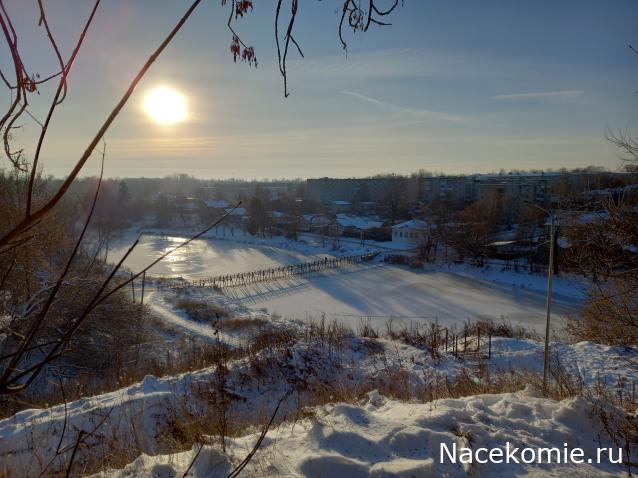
0, 0, 205, 248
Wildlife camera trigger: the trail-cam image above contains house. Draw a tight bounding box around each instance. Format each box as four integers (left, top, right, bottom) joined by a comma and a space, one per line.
335, 214, 383, 234
301, 214, 332, 232
222, 207, 247, 226
200, 199, 230, 222
268, 211, 293, 228
202, 199, 230, 210
335, 214, 386, 244
391, 219, 430, 246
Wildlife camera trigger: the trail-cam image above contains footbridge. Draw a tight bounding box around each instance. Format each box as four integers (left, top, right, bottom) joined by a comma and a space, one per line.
153, 252, 379, 290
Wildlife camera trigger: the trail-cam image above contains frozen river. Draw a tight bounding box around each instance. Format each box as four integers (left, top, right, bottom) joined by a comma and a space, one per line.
109, 232, 325, 277
110, 233, 583, 332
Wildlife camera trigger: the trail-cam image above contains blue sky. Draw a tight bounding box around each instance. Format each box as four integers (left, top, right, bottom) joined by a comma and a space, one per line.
4, 0, 637, 179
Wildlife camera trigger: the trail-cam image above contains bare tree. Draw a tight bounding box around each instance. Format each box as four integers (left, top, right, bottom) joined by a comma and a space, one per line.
564, 41, 638, 345
605, 42, 638, 170
384, 175, 409, 225
563, 198, 638, 346
444, 193, 505, 265
0, 0, 403, 394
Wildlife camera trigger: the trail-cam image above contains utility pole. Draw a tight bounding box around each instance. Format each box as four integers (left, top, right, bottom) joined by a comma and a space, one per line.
543, 212, 555, 394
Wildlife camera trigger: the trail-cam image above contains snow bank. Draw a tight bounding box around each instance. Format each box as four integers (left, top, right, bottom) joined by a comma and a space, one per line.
428, 262, 588, 301
2, 332, 635, 476
95, 389, 629, 477
490, 338, 638, 386
0, 334, 454, 476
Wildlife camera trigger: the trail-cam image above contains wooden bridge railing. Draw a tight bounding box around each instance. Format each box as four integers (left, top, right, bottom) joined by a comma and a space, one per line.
152, 252, 378, 290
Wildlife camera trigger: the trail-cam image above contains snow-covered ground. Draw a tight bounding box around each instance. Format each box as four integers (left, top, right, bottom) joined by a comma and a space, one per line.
17, 230, 618, 477
95, 389, 628, 478
0, 247, 630, 477
111, 232, 586, 333
232, 264, 581, 333
1, 330, 635, 477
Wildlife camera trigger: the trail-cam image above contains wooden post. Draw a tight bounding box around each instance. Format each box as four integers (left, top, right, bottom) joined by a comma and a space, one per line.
488, 333, 492, 359
131, 272, 136, 302
141, 271, 146, 305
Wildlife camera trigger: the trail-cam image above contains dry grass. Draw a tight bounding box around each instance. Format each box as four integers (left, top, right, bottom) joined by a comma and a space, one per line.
169, 296, 232, 325
589, 380, 638, 474
5, 302, 635, 476
169, 295, 269, 333
568, 279, 638, 347
357, 318, 380, 338
221, 316, 268, 332
464, 318, 540, 341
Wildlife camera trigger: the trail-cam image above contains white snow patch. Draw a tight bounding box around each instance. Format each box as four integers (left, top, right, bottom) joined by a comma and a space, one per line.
95, 389, 630, 477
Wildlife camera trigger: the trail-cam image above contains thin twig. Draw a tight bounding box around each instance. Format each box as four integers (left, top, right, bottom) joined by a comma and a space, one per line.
226, 390, 289, 478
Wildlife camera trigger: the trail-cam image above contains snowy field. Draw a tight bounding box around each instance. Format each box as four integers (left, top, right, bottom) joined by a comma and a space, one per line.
110, 232, 586, 333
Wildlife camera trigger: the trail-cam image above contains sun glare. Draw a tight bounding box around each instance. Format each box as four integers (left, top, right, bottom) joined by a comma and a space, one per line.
143, 86, 187, 125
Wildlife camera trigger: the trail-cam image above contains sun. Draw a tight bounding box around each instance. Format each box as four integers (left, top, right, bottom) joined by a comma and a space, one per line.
143, 86, 187, 125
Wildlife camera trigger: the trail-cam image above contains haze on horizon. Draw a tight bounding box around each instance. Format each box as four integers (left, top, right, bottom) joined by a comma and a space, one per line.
3, 0, 637, 180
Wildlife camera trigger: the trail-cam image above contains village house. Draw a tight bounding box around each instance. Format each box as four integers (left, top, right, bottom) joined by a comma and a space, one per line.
335, 214, 383, 235
391, 219, 430, 246
301, 214, 332, 232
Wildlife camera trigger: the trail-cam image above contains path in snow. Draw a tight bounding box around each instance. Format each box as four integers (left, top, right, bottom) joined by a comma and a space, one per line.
147, 291, 238, 345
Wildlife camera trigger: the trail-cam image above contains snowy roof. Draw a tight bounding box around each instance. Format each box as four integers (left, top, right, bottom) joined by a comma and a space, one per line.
224, 207, 246, 216
335, 214, 383, 230
488, 240, 516, 247
392, 219, 428, 230
203, 199, 229, 209
332, 200, 352, 205
302, 214, 331, 225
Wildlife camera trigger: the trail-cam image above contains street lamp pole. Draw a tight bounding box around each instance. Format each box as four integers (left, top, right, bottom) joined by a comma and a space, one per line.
525, 201, 555, 394
543, 211, 555, 394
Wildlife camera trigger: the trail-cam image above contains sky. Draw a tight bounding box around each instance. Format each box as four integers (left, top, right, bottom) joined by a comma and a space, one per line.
2, 0, 637, 179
